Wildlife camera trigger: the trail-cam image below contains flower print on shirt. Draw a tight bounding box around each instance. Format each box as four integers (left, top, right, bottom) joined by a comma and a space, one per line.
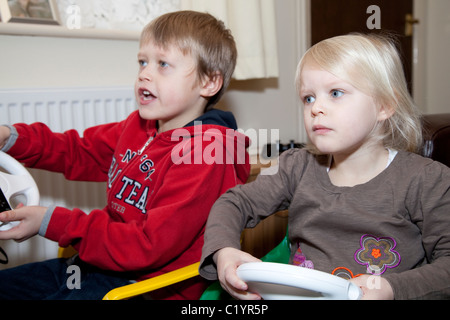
354, 234, 401, 275
293, 243, 314, 269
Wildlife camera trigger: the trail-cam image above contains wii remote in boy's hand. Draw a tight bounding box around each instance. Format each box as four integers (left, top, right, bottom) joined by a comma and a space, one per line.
0, 188, 19, 231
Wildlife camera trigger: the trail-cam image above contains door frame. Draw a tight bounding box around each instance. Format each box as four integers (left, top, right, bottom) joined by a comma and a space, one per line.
412, 0, 426, 112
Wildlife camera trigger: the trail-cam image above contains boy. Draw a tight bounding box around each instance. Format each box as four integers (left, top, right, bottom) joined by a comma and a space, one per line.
0, 11, 250, 300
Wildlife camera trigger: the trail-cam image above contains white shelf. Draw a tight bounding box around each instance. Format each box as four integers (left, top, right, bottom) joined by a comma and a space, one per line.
0, 22, 140, 41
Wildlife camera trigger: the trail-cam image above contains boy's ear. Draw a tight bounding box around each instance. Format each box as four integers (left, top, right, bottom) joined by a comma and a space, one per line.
200, 72, 223, 98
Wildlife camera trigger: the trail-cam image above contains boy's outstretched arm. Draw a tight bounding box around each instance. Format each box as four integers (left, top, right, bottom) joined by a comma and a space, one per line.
0, 126, 11, 150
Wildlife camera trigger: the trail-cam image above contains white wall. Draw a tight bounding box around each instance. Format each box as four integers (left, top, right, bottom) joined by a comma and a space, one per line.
0, 35, 138, 88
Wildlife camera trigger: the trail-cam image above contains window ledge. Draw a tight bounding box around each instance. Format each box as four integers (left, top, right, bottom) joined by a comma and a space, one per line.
0, 23, 140, 41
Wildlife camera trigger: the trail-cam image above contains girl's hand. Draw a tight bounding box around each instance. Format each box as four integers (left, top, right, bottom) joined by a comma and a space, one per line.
0, 205, 47, 242
349, 275, 394, 300
213, 247, 262, 300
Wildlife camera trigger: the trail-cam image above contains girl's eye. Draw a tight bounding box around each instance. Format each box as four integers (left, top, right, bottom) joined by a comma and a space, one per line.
331, 90, 344, 98
159, 61, 169, 68
139, 60, 148, 67
304, 96, 315, 104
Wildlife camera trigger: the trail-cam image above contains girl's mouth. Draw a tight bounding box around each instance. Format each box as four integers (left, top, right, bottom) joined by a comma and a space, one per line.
312, 125, 332, 134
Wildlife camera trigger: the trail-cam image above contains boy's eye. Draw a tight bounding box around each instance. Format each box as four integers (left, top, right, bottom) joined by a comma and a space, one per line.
331, 90, 344, 98
139, 60, 148, 67
159, 61, 169, 68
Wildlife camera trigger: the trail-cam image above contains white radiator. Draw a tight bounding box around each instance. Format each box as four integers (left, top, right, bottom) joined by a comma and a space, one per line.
0, 86, 136, 269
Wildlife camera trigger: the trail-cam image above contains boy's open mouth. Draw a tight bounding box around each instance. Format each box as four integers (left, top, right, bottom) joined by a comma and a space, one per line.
139, 89, 156, 101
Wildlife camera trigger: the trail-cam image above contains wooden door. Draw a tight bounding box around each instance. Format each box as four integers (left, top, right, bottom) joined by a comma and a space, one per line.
311, 0, 415, 92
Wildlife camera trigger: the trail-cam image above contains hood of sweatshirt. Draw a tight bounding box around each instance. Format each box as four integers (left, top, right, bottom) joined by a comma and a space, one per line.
184, 109, 238, 130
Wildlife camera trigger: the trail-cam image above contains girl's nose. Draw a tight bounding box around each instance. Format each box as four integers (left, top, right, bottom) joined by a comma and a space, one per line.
310, 99, 325, 117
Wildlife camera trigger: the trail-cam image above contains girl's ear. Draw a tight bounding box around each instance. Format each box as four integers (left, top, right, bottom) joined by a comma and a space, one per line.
377, 103, 395, 121
200, 72, 223, 98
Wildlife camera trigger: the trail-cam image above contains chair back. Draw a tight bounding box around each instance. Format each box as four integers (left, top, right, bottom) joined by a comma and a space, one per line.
422, 113, 450, 167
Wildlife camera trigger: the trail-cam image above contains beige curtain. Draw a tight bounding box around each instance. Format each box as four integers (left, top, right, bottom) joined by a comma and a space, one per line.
180, 0, 279, 80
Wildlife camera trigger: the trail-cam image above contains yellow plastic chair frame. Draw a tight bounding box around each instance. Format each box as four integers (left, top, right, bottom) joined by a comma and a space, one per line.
103, 262, 201, 300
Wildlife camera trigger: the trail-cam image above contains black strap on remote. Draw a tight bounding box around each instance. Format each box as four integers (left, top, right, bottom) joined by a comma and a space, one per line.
0, 247, 7, 264
0, 188, 11, 264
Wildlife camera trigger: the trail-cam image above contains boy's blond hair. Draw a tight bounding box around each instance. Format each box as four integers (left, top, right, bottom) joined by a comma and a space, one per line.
296, 33, 423, 153
141, 10, 237, 109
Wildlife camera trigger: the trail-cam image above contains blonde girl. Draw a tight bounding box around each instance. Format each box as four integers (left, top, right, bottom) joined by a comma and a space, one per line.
199, 34, 450, 300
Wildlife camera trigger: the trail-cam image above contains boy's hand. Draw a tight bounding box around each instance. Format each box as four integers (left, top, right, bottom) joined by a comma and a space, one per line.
213, 247, 262, 300
349, 275, 394, 300
0, 126, 11, 150
0, 205, 47, 242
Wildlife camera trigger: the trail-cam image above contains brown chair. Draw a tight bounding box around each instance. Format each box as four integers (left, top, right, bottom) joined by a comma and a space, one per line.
421, 113, 450, 167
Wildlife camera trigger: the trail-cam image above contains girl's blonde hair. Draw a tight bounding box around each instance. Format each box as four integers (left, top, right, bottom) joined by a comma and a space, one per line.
140, 10, 237, 109
296, 33, 423, 153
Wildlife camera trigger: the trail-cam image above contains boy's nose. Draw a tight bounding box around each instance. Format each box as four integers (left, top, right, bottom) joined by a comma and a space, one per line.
139, 67, 152, 82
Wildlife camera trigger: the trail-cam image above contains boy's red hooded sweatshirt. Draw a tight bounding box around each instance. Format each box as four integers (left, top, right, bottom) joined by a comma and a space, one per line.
6, 109, 250, 299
